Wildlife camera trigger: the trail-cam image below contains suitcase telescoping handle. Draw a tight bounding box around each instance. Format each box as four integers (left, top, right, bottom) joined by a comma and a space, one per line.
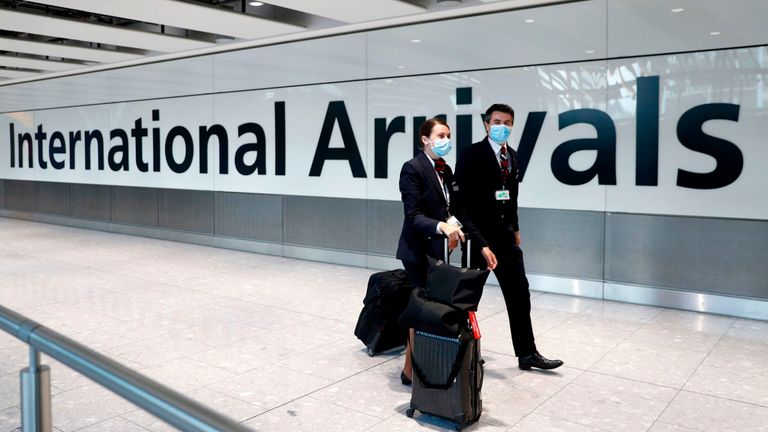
443, 237, 471, 268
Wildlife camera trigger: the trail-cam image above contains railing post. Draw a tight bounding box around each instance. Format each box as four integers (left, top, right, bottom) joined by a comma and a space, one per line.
20, 347, 52, 432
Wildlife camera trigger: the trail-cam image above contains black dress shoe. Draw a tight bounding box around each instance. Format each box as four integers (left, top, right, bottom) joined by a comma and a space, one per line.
400, 371, 412, 386
518, 352, 563, 370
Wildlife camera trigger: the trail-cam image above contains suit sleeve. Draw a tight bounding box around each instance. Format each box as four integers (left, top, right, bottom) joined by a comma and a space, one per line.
452, 153, 489, 248
399, 162, 442, 237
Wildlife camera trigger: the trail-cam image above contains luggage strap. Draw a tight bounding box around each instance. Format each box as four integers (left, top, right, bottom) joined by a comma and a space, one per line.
410, 332, 469, 390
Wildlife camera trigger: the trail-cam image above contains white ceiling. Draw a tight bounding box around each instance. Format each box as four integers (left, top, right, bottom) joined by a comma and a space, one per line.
2, 0, 766, 86
0, 0, 521, 83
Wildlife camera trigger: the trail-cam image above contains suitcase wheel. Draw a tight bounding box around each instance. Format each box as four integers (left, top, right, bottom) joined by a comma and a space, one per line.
405, 407, 415, 418
453, 416, 466, 431
366, 348, 375, 357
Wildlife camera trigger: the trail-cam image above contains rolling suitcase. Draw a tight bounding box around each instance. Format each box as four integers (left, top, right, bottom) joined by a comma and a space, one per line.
405, 239, 486, 430
406, 323, 483, 431
354, 269, 413, 356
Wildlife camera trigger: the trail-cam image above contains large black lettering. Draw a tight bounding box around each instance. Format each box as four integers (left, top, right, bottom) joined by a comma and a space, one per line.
108, 129, 130, 171
165, 126, 194, 173
676, 103, 742, 189
235, 123, 266, 175
275, 101, 286, 176
9, 123, 14, 168
455, 114, 472, 158
636, 76, 660, 186
551, 109, 616, 185
48, 131, 66, 170
34, 125, 48, 169
412, 116, 426, 157
517, 111, 546, 181
455, 87, 474, 157
17, 131, 33, 168
309, 101, 366, 178
84, 130, 104, 170
374, 116, 405, 178
132, 118, 149, 172
199, 124, 228, 174
152, 109, 161, 172
68, 131, 81, 169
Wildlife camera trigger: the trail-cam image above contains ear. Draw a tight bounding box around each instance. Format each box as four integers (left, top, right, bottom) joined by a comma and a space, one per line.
421, 136, 431, 147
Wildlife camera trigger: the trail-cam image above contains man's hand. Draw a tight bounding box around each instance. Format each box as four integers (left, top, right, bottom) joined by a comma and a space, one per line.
481, 247, 497, 270
514, 230, 521, 246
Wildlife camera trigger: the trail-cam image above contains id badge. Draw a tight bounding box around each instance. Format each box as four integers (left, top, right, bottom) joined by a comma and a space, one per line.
446, 215, 463, 228
495, 190, 511, 201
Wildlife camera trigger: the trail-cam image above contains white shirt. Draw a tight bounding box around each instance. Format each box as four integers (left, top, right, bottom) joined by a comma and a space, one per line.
488, 138, 507, 168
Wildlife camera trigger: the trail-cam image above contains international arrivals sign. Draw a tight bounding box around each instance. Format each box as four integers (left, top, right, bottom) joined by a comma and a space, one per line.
1, 52, 765, 220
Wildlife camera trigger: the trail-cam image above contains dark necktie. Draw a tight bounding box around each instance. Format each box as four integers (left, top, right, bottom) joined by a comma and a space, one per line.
499, 145, 509, 184
434, 157, 446, 182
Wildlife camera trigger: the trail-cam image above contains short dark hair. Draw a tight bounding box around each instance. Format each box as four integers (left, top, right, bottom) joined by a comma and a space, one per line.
417, 117, 450, 149
484, 104, 515, 123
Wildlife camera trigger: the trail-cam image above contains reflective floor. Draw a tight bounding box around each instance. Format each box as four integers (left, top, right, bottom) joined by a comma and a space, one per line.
1, 217, 767, 432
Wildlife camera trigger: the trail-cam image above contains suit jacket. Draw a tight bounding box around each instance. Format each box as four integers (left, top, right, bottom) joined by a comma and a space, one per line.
396, 152, 479, 266
454, 137, 520, 256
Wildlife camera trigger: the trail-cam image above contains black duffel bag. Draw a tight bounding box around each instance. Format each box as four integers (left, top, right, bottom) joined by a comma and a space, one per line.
426, 239, 489, 311
398, 288, 463, 337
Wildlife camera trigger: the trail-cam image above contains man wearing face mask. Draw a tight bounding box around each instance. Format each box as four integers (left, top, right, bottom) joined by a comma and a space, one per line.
396, 117, 498, 385
455, 104, 563, 371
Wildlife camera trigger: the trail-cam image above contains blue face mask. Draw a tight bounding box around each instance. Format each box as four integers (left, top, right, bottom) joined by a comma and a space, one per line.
431, 138, 452, 157
489, 124, 511, 144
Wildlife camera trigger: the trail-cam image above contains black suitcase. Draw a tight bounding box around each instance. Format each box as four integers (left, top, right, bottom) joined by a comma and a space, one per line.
354, 269, 413, 356
406, 327, 483, 431
405, 238, 485, 430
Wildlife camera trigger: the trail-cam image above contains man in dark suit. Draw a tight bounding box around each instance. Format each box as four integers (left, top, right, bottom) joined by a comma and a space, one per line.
455, 104, 563, 370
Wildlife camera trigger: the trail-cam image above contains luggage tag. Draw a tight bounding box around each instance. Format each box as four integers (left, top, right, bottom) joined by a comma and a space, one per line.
468, 311, 481, 339
495, 190, 510, 201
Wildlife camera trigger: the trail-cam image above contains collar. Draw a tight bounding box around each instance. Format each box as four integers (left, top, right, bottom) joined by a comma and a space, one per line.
487, 137, 507, 155
423, 150, 437, 167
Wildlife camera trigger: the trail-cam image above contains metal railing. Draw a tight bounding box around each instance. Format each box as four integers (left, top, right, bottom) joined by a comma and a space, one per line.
0, 304, 253, 432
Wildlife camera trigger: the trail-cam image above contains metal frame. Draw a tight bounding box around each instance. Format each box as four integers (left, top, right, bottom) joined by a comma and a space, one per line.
0, 305, 252, 432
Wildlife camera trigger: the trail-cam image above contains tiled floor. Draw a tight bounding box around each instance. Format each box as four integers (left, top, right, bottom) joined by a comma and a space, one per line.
1, 217, 768, 432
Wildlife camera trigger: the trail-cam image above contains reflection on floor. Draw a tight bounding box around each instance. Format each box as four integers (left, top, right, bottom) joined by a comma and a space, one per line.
1, 217, 767, 432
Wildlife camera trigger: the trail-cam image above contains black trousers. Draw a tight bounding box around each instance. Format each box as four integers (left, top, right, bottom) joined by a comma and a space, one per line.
467, 244, 536, 357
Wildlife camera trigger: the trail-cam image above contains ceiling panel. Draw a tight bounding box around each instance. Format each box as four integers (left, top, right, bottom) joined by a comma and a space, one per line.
607, 0, 768, 57
266, 0, 425, 23
0, 54, 83, 71
26, 0, 305, 40
0, 68, 39, 79
0, 37, 143, 63
0, 8, 214, 52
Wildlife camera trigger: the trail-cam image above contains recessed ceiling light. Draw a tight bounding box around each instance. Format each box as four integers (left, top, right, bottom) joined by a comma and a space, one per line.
585, 50, 595, 54
397, 65, 405, 69
249, 1, 264, 6
525, 19, 535, 23
671, 8, 684, 13
710, 31, 721, 36
411, 39, 421, 43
